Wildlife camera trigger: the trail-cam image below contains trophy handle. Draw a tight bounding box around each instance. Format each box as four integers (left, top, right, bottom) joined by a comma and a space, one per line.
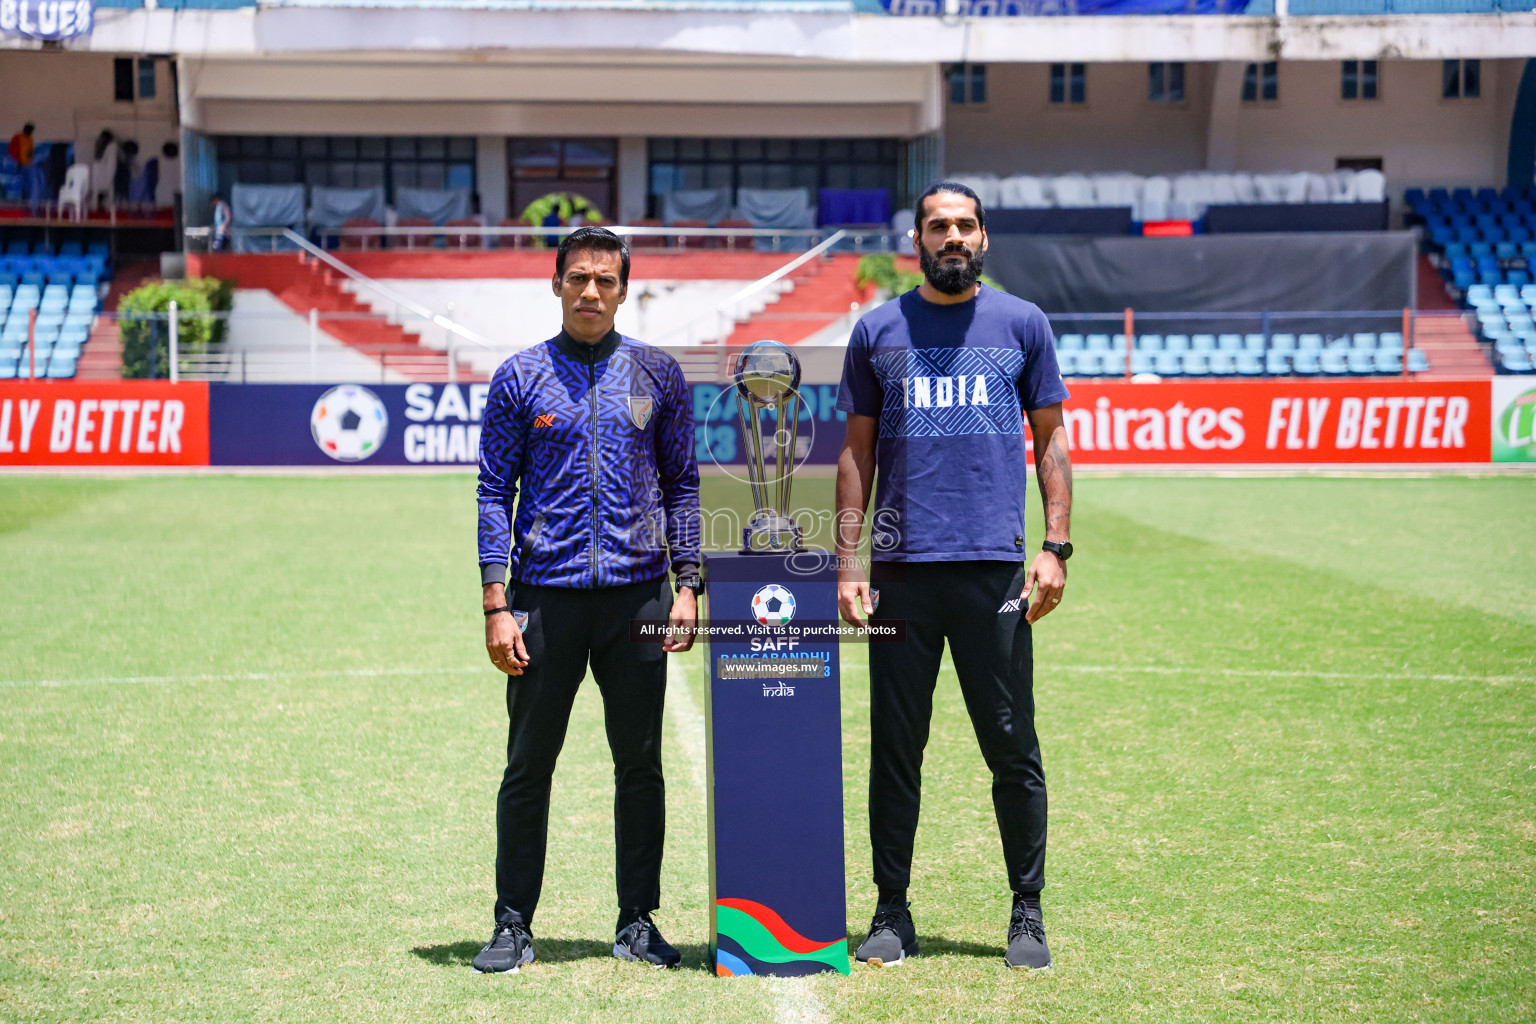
776, 392, 800, 516
734, 389, 768, 516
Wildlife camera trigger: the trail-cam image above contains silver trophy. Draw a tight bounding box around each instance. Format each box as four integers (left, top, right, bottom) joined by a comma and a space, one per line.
732, 340, 804, 552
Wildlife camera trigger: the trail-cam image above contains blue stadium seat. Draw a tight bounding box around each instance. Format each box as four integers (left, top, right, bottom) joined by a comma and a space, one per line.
46, 355, 76, 379
1103, 350, 1126, 376
1291, 349, 1320, 375
1266, 350, 1291, 375
4, 241, 27, 257
1236, 351, 1264, 376
1505, 351, 1534, 373
1190, 333, 1216, 352
1112, 334, 1130, 353
1217, 333, 1243, 352
1429, 187, 1451, 205
1243, 333, 1266, 353
87, 240, 109, 258
1056, 350, 1078, 375
1320, 350, 1349, 375
1347, 349, 1376, 374
1497, 241, 1521, 260
1378, 331, 1404, 350
1207, 351, 1235, 376
1057, 333, 1084, 351
1443, 242, 1468, 262
1130, 351, 1155, 375
1297, 333, 1324, 351
58, 241, 83, 258
1164, 334, 1190, 353
1182, 350, 1209, 375
1404, 187, 1426, 209
0, 284, 10, 310
1351, 332, 1377, 350
1154, 350, 1182, 376
1077, 350, 1105, 375
1510, 270, 1531, 287
1408, 349, 1430, 373
1085, 333, 1111, 352
1137, 334, 1163, 352
1270, 333, 1296, 353
1494, 338, 1524, 360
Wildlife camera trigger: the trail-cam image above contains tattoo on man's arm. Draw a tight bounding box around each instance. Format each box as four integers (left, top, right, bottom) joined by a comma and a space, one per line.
1038, 431, 1073, 535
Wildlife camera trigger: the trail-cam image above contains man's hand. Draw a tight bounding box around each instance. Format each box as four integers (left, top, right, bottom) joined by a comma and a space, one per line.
484, 583, 530, 676
838, 572, 874, 629
1020, 550, 1066, 625
664, 588, 697, 653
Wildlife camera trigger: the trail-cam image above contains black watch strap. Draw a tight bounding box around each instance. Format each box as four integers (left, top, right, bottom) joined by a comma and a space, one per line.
484, 605, 512, 617
1042, 540, 1073, 560
675, 576, 704, 594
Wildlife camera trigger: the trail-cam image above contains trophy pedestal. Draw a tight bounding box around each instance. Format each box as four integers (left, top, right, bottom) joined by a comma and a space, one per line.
702, 550, 849, 977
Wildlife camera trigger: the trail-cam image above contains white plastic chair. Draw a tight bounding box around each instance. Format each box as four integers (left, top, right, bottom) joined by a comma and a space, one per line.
1140, 176, 1172, 221
1304, 173, 1333, 202
998, 175, 1047, 209
1329, 170, 1360, 202
56, 164, 90, 222
1254, 174, 1288, 203
1051, 174, 1093, 208
1355, 169, 1386, 203
948, 174, 1000, 210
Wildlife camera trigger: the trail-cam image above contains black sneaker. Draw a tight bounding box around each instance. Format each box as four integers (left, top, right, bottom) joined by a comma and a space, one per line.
473, 917, 535, 974
1005, 894, 1051, 969
855, 901, 919, 967
613, 911, 681, 968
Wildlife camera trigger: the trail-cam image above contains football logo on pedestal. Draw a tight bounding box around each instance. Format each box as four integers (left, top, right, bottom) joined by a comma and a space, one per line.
751, 584, 796, 626
311, 384, 389, 462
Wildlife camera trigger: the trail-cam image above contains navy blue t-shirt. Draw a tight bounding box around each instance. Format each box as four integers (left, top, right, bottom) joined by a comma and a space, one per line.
836, 285, 1070, 562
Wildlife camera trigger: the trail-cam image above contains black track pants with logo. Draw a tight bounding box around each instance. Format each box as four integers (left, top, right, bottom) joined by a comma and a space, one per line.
493, 577, 673, 926
867, 559, 1046, 896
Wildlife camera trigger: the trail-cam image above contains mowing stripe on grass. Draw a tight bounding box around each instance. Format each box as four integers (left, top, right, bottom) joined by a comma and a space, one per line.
4, 662, 1528, 691
1052, 664, 1532, 685
0, 665, 489, 689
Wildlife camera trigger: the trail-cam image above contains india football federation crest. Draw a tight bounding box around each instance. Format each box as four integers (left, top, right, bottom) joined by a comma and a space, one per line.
751, 584, 797, 626
310, 384, 388, 462
627, 396, 655, 430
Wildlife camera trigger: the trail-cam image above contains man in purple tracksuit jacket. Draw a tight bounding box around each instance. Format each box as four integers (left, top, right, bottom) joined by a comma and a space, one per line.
473, 227, 702, 974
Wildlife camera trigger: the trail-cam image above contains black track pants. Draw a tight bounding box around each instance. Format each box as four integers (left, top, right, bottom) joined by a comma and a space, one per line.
867, 560, 1046, 896
493, 578, 672, 926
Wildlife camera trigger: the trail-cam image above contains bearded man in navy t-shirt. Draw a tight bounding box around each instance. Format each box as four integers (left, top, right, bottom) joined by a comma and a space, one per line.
835, 182, 1073, 971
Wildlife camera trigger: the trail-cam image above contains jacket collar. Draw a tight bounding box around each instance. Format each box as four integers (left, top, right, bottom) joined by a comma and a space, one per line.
552, 327, 622, 365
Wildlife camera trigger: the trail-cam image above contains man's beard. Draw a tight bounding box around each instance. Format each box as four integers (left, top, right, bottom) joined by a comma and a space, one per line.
918, 240, 986, 295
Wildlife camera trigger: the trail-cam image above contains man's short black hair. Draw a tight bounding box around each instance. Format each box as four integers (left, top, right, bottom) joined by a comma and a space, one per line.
23, 123, 34, 134
914, 181, 986, 231
555, 226, 630, 289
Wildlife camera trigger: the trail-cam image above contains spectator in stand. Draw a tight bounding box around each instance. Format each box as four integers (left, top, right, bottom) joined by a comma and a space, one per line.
212, 194, 232, 251
8, 123, 34, 168
46, 140, 69, 202
116, 140, 138, 208
92, 130, 118, 212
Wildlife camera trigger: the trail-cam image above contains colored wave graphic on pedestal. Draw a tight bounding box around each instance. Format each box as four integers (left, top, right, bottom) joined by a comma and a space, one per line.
713, 898, 850, 976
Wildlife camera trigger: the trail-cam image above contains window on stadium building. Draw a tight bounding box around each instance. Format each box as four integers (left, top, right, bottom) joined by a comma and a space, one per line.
646, 138, 900, 218
1049, 64, 1086, 105
1241, 62, 1278, 103
212, 136, 477, 208
1148, 62, 1185, 104
1443, 59, 1481, 100
946, 64, 987, 105
509, 139, 616, 222
1341, 60, 1378, 101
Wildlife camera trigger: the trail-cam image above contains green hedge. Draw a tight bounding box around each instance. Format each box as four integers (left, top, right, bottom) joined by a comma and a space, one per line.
117, 277, 232, 379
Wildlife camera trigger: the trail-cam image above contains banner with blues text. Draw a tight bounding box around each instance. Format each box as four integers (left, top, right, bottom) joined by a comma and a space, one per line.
0, 0, 93, 41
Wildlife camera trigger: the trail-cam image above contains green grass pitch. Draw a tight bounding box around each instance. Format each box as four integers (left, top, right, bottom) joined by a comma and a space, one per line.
1, 473, 1533, 1023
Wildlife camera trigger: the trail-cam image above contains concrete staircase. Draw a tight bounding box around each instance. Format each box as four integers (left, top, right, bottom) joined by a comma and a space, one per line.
76, 258, 159, 380
1414, 254, 1492, 378
188, 253, 477, 381
721, 254, 875, 348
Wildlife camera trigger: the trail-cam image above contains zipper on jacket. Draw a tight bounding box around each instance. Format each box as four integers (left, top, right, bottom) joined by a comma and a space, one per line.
587, 360, 600, 585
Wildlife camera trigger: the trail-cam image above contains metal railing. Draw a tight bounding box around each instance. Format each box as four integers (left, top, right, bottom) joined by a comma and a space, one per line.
183, 223, 901, 254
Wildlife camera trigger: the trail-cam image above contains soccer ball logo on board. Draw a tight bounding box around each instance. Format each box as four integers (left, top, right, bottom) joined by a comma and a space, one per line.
311, 385, 389, 462
751, 584, 796, 626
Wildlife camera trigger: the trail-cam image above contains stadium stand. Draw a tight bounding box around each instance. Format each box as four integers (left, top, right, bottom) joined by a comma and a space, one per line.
949, 169, 1386, 224
0, 239, 106, 379
1053, 328, 1421, 378
1409, 186, 1536, 373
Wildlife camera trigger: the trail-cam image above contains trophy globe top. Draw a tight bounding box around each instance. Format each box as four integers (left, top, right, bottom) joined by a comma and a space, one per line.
733, 340, 802, 407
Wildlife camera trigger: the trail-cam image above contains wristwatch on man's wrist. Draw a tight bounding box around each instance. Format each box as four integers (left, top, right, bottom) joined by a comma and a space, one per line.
675, 575, 704, 595
1042, 540, 1073, 561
